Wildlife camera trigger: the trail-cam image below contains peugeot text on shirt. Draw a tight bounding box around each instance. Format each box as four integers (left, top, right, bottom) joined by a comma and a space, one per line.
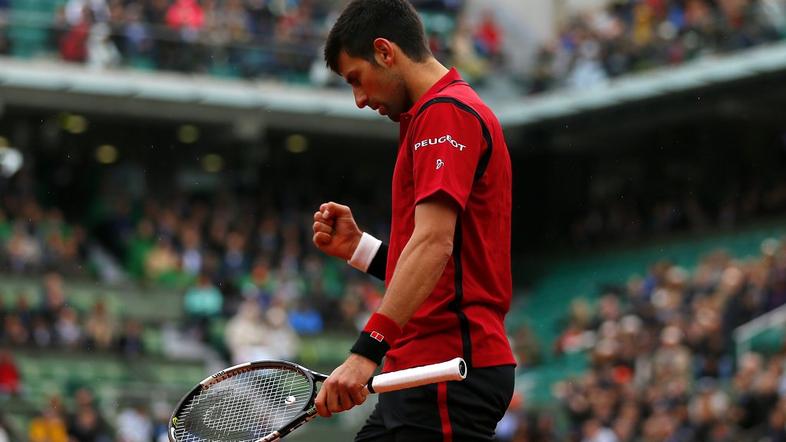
413, 134, 467, 152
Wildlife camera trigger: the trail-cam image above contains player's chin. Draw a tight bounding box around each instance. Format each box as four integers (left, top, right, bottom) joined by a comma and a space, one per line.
388, 113, 401, 123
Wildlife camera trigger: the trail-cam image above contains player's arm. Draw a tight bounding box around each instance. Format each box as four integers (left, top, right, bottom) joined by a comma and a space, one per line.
315, 193, 458, 417
376, 194, 457, 327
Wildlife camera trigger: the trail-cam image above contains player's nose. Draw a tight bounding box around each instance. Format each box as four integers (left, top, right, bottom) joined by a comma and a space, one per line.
353, 89, 368, 109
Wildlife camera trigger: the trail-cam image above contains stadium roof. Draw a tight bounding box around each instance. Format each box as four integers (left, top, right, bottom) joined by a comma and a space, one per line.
497, 41, 786, 127
1, 41, 785, 139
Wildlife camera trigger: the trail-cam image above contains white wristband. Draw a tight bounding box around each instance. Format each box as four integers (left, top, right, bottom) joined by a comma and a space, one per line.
348, 232, 382, 273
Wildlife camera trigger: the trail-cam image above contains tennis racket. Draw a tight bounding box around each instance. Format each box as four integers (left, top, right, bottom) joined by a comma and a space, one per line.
168, 357, 467, 442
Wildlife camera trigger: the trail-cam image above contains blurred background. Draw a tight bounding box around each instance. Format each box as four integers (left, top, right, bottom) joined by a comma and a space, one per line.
1, 0, 786, 440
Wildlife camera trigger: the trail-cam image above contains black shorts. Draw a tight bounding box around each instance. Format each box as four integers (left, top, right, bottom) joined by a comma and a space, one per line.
355, 365, 515, 442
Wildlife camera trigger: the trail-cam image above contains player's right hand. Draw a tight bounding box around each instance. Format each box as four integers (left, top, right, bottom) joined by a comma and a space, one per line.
312, 202, 362, 261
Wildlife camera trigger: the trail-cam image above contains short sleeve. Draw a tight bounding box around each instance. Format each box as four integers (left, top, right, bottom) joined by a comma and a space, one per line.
409, 102, 485, 210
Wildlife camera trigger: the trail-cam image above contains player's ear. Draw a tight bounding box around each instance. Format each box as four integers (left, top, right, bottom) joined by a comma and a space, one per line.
373, 38, 396, 67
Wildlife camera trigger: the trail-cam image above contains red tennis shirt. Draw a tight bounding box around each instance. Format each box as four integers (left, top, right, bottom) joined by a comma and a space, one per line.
383, 68, 515, 372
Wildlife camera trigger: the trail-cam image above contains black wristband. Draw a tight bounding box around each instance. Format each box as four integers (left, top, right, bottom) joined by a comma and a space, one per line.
350, 332, 390, 366
367, 243, 388, 281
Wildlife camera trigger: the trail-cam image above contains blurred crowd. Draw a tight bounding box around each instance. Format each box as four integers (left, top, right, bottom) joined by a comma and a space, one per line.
90, 190, 386, 341
2, 0, 785, 94
499, 239, 786, 441
51, 0, 335, 77
527, 0, 786, 94
0, 272, 148, 356
0, 186, 388, 439
0, 189, 386, 363
0, 382, 173, 442
0, 0, 484, 82
570, 177, 786, 249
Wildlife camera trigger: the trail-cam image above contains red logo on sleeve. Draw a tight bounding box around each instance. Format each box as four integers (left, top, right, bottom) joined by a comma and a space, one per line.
370, 331, 385, 342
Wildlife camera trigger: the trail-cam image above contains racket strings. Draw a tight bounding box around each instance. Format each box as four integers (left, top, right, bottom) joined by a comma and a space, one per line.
174, 367, 314, 442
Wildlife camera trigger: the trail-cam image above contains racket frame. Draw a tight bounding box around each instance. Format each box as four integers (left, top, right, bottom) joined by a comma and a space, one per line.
168, 357, 467, 442
168, 360, 328, 442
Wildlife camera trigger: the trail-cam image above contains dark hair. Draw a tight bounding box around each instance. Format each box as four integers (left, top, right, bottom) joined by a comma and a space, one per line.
325, 0, 432, 73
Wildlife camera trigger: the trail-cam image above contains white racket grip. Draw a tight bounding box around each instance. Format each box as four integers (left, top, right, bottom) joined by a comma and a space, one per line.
365, 358, 467, 394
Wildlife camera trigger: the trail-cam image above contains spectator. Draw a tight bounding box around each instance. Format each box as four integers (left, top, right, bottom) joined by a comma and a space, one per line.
150, 401, 172, 442
581, 417, 618, 442
28, 396, 68, 442
60, 7, 93, 63
30, 315, 54, 347
220, 231, 249, 282
12, 292, 34, 331
450, 16, 489, 83
652, 325, 692, 384
84, 300, 115, 350
0, 349, 20, 396
165, 0, 205, 71
287, 300, 323, 335
116, 319, 145, 357
473, 10, 504, 66
125, 219, 155, 279
184, 272, 223, 320
0, 412, 11, 442
65, 0, 109, 27
0, 0, 9, 55
512, 323, 543, 368
239, 257, 276, 305
54, 306, 83, 348
67, 407, 112, 442
144, 237, 180, 283
40, 272, 68, 326
224, 298, 298, 363
764, 406, 786, 442
224, 298, 272, 364
166, 0, 204, 32
262, 303, 299, 360
6, 222, 43, 272
178, 225, 203, 277
2, 315, 29, 346
66, 388, 112, 442
115, 403, 153, 442
87, 22, 121, 69
122, 2, 153, 60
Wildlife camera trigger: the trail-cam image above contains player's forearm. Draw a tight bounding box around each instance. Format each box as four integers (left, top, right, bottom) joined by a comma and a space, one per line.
377, 229, 453, 328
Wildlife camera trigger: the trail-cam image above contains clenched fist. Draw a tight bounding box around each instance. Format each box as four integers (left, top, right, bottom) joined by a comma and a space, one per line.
312, 202, 363, 261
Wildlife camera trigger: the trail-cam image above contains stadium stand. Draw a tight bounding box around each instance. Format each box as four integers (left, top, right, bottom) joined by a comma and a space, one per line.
526, 0, 786, 94
0, 0, 472, 84
499, 226, 786, 441
1, 0, 783, 93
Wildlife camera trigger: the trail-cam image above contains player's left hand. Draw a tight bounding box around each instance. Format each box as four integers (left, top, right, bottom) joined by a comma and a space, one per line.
315, 353, 377, 417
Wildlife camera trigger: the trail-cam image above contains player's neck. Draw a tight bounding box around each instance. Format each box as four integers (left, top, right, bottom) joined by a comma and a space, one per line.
403, 58, 450, 107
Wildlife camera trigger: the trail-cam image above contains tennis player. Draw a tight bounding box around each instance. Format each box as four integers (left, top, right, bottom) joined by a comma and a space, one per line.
311, 1, 515, 440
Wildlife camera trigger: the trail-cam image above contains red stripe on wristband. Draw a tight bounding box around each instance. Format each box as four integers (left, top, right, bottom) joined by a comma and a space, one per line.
363, 312, 403, 347
350, 312, 403, 365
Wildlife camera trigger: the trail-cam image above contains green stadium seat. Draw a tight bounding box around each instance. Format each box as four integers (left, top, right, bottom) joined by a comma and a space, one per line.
142, 328, 164, 355
297, 335, 356, 370
127, 55, 156, 71
8, 0, 60, 58
748, 327, 785, 355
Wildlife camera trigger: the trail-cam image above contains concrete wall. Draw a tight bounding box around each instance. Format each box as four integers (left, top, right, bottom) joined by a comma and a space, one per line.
563, 0, 612, 14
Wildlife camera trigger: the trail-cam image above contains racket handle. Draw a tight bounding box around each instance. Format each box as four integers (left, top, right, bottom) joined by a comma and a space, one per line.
365, 357, 467, 394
